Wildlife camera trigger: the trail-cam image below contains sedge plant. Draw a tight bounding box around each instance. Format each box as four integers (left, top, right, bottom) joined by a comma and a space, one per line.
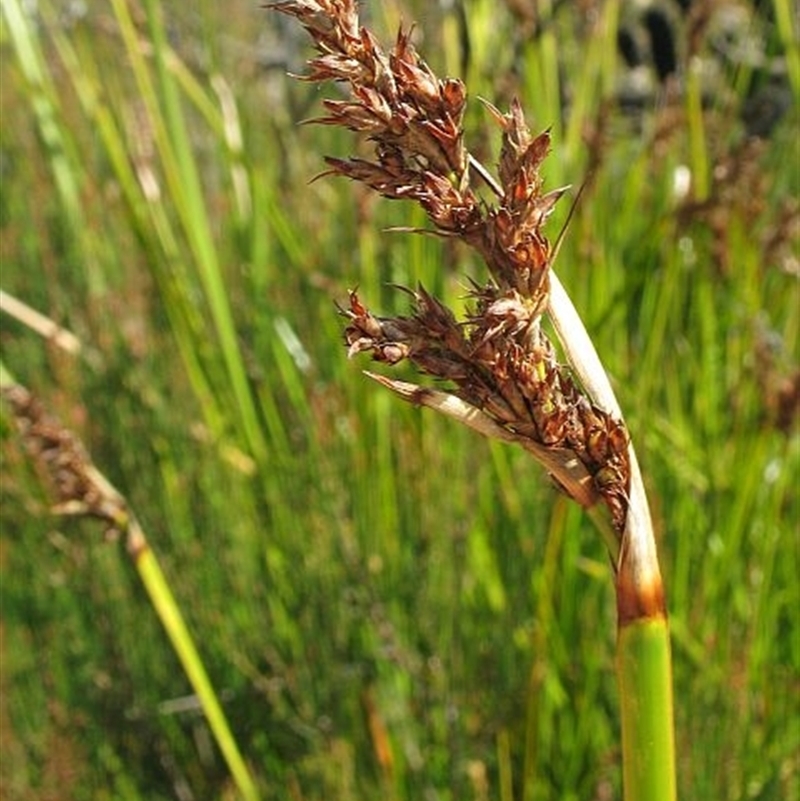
0, 370, 262, 801
267, 1, 676, 798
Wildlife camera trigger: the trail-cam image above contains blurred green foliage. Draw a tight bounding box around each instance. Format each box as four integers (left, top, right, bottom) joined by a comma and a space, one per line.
1, 1, 798, 799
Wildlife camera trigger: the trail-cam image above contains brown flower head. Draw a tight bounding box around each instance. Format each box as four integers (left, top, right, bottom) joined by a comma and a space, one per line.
269, 1, 631, 535
3, 385, 130, 537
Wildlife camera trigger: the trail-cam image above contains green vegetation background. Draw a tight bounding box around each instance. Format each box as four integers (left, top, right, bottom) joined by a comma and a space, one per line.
1, 1, 797, 799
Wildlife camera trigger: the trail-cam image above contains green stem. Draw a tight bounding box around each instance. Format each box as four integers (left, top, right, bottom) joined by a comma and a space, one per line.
128, 522, 262, 801
617, 617, 677, 801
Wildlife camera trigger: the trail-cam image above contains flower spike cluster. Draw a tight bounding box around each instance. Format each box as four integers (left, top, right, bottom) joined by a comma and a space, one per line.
3, 385, 130, 537
269, 0, 631, 535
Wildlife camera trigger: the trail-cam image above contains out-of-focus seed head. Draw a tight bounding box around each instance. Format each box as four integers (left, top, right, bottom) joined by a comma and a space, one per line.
2, 385, 129, 537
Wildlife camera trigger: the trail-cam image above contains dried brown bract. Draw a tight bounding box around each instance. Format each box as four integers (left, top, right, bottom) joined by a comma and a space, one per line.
269, 1, 631, 535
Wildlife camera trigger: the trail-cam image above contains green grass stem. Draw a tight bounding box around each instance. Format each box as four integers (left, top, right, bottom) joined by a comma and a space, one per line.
774, 0, 800, 100
617, 618, 677, 801
144, 0, 267, 466
130, 523, 262, 801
